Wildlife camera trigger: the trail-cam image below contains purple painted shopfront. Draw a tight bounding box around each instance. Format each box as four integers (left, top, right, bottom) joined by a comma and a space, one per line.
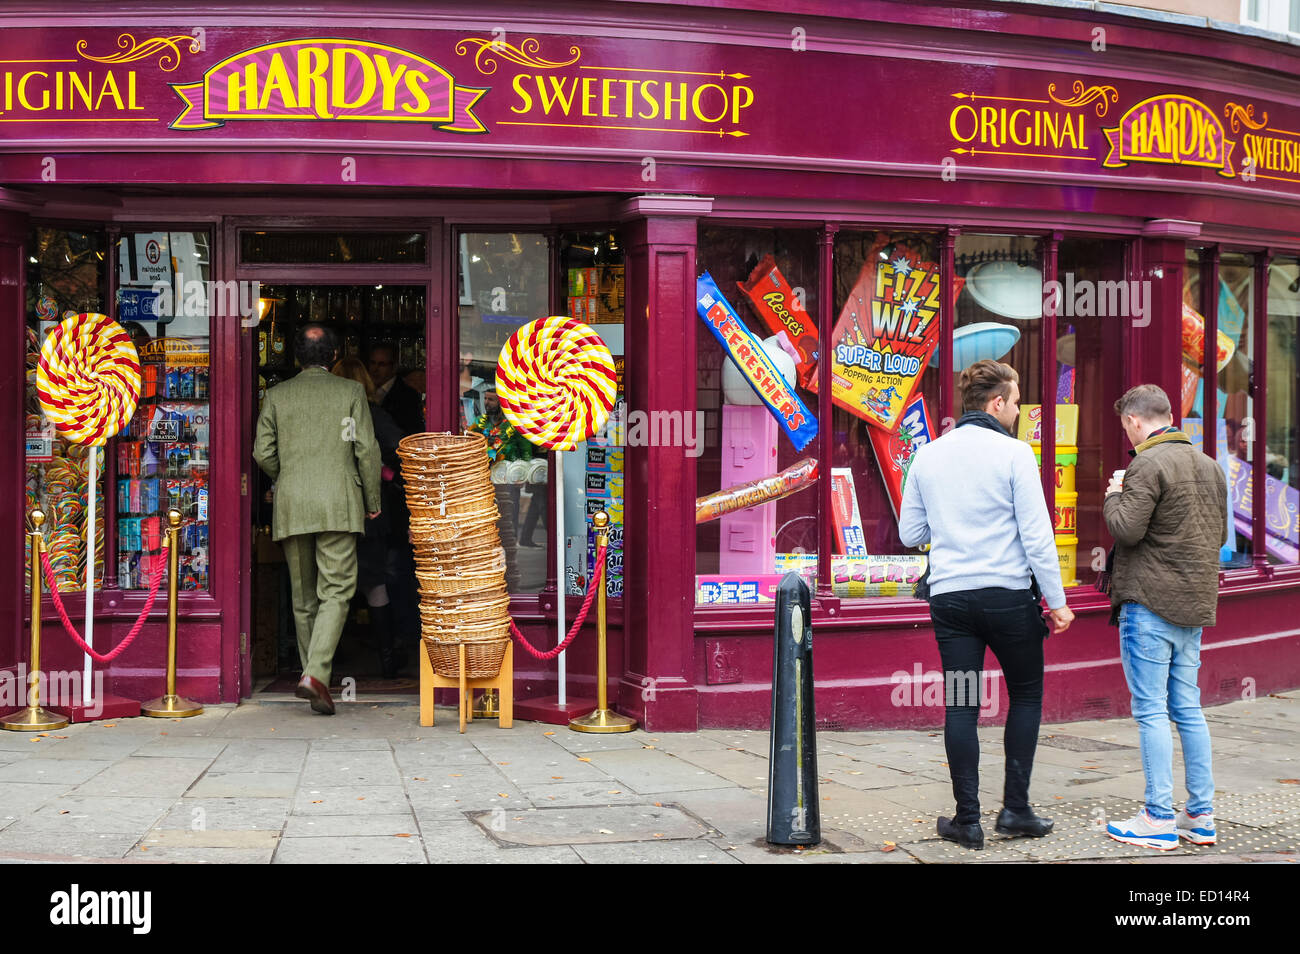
2, 1, 1298, 731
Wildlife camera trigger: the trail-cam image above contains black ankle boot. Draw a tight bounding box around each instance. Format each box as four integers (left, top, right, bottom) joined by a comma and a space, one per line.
995, 806, 1054, 837
371, 604, 398, 679
937, 816, 985, 850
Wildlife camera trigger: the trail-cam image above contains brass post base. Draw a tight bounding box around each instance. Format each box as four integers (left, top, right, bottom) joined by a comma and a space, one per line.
140, 694, 203, 718
569, 708, 637, 733
473, 689, 499, 720
0, 706, 69, 732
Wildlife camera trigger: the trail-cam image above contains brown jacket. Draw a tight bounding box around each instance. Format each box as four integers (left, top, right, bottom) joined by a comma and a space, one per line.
1103, 430, 1228, 628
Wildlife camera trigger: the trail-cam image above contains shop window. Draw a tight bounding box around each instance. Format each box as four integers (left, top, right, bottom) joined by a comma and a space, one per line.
114, 230, 213, 591
24, 227, 109, 593
1183, 251, 1257, 566
560, 231, 625, 598
695, 226, 820, 606
457, 231, 552, 595
1266, 256, 1299, 564
829, 230, 942, 599
1053, 238, 1128, 588
240, 230, 427, 264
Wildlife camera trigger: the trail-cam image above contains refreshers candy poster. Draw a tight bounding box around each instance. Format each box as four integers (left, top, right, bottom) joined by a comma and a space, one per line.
696, 272, 818, 453
808, 237, 960, 433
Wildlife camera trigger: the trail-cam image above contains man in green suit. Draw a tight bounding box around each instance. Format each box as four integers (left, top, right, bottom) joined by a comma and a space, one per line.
253, 325, 382, 714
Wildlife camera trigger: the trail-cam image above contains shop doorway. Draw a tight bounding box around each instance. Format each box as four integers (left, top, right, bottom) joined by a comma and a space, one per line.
247, 282, 429, 693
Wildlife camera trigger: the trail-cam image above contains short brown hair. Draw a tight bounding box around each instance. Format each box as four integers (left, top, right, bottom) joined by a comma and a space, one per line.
959, 359, 1018, 412
1114, 384, 1172, 421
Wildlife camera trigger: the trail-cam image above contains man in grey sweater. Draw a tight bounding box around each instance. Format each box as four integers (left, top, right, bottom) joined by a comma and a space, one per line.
899, 359, 1073, 849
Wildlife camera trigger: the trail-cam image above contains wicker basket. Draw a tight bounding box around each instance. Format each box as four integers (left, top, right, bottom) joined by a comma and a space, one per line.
422, 634, 510, 679
408, 508, 500, 542
420, 594, 512, 627
416, 528, 501, 557
398, 431, 488, 458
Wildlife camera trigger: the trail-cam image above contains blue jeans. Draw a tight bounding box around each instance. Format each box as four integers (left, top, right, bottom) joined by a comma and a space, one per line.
1118, 602, 1215, 819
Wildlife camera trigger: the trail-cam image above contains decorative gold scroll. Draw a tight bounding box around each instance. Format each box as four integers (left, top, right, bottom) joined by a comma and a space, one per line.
455, 36, 580, 74
76, 33, 200, 72
1224, 101, 1269, 133
1048, 80, 1119, 117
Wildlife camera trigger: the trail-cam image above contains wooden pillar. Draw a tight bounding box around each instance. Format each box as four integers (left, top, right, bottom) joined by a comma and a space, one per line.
617, 195, 709, 731
0, 202, 31, 671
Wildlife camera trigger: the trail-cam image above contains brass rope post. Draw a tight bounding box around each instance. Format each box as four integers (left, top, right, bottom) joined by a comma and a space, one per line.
569, 511, 636, 733
142, 509, 202, 718
2, 510, 69, 731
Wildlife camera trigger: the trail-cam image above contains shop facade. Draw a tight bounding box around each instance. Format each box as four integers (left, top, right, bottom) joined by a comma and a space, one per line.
2, 1, 1299, 731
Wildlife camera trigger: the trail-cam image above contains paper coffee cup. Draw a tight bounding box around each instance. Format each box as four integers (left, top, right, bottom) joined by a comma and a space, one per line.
1111, 469, 1125, 485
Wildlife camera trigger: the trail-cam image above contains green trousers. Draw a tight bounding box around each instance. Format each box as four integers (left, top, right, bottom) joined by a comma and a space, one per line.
281, 531, 358, 687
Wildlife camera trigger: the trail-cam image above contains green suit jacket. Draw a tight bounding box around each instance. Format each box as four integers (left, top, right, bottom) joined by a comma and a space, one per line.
253, 366, 382, 541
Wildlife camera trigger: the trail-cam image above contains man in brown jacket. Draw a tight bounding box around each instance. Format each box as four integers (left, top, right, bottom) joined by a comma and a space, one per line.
1102, 384, 1228, 851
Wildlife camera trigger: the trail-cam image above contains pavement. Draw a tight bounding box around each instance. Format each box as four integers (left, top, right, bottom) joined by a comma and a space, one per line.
0, 690, 1296, 864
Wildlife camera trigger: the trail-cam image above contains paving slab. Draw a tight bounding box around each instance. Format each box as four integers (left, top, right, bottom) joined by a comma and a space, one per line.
283, 812, 418, 837
292, 785, 412, 816
155, 797, 290, 831
583, 748, 734, 795
402, 765, 529, 814
515, 781, 649, 807
543, 729, 656, 754
0, 758, 113, 785
0, 781, 77, 830
70, 756, 211, 798
0, 829, 140, 860
308, 737, 395, 751
131, 736, 230, 759
468, 803, 709, 847
8, 794, 175, 834
186, 771, 300, 799
298, 750, 402, 787
574, 839, 742, 863
391, 738, 493, 771
273, 834, 427, 863
667, 746, 772, 788
207, 739, 309, 774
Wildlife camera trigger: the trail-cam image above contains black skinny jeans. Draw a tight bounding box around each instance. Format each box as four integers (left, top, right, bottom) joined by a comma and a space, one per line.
928, 586, 1047, 824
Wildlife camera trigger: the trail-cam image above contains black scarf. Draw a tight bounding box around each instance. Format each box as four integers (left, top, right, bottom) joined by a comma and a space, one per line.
956, 409, 1012, 437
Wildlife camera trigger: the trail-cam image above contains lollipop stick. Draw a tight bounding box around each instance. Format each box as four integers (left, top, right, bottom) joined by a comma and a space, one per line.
83, 446, 96, 708
556, 450, 565, 707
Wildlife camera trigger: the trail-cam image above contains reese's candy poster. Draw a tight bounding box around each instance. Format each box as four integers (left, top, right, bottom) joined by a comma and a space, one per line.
696, 272, 818, 452
808, 237, 962, 433
738, 254, 818, 389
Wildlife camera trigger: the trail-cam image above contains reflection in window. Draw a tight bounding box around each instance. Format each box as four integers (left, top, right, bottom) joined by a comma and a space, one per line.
114, 230, 213, 591
695, 227, 820, 604
1265, 257, 1299, 564
24, 228, 108, 593
457, 233, 558, 596
830, 230, 941, 598
1183, 252, 1256, 566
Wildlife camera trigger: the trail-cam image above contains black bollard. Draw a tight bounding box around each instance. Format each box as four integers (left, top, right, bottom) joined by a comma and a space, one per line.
766, 572, 820, 846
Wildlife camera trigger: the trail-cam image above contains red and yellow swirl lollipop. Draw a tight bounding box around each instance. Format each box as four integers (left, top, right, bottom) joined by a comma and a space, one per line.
36, 313, 141, 447
496, 316, 617, 451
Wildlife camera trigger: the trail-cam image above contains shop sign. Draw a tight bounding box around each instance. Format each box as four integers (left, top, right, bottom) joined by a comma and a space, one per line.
171, 38, 487, 132
3, 28, 1300, 196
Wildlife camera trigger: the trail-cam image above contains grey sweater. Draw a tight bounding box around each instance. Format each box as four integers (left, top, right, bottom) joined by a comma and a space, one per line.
898, 423, 1067, 609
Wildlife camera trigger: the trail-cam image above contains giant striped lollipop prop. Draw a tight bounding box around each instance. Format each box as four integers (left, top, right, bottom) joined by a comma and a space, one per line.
36, 313, 141, 447
497, 316, 617, 451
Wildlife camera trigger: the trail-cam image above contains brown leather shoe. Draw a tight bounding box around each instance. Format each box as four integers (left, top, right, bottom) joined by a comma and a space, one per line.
295, 674, 335, 715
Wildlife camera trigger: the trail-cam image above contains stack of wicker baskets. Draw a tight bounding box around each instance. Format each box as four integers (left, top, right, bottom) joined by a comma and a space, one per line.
397, 432, 512, 679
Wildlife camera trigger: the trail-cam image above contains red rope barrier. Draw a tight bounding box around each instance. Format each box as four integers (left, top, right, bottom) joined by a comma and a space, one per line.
510, 543, 606, 661
40, 549, 167, 664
